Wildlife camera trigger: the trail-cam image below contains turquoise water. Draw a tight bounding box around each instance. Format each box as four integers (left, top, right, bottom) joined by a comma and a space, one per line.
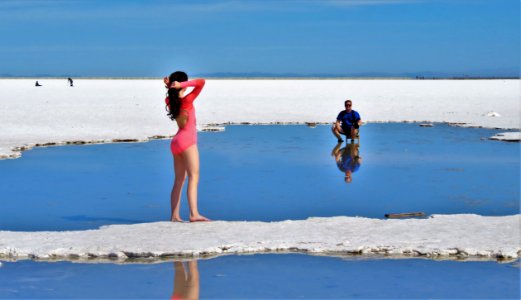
0, 124, 518, 231
0, 255, 519, 299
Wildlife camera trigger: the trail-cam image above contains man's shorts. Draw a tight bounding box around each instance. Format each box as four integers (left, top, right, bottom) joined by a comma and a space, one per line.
340, 125, 358, 135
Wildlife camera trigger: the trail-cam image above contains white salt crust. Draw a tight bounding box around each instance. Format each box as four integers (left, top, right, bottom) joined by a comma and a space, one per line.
0, 79, 519, 159
489, 132, 521, 142
0, 215, 519, 262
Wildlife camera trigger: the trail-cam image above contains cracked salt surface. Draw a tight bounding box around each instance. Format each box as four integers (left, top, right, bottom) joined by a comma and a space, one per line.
1, 214, 519, 262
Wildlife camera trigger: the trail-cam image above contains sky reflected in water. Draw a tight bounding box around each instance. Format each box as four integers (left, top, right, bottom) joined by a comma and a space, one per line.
0, 255, 519, 299
0, 124, 519, 231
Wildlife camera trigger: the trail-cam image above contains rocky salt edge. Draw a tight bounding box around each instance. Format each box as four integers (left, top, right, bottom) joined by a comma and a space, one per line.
1, 215, 519, 262
489, 132, 521, 142
0, 79, 519, 159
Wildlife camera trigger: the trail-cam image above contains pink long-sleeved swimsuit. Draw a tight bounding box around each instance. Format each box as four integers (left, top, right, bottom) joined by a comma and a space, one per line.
166, 79, 205, 155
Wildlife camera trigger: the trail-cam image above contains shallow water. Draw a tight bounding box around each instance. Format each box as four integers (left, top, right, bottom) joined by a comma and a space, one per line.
0, 254, 519, 299
0, 124, 519, 231
1, 124, 519, 298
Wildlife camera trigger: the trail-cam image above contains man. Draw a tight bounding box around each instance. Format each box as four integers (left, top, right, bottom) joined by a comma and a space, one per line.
331, 142, 362, 184
332, 99, 362, 143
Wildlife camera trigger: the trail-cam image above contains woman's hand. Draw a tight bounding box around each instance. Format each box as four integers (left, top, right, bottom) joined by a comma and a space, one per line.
163, 77, 170, 88
171, 81, 181, 89
164, 77, 182, 89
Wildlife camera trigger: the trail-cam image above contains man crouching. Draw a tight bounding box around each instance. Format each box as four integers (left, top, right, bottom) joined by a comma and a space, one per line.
332, 99, 362, 143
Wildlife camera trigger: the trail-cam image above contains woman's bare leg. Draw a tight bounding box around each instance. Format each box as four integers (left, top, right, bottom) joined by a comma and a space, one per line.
171, 154, 186, 222
184, 260, 200, 300
182, 145, 209, 221
172, 262, 188, 299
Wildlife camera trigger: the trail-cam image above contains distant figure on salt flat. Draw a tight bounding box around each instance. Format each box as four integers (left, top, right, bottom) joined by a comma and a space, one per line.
331, 142, 362, 183
68, 77, 74, 87
332, 99, 362, 143
172, 261, 199, 299
164, 71, 210, 223
35, 81, 42, 87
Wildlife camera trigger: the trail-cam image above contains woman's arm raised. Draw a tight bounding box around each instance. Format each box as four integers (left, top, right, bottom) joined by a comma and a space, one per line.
175, 79, 206, 100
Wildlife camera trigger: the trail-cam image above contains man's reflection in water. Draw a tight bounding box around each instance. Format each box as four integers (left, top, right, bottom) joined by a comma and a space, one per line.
172, 260, 199, 300
331, 142, 362, 183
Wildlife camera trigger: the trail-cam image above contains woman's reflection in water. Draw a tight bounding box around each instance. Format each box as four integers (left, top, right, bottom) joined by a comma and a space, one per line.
331, 142, 362, 183
172, 260, 200, 300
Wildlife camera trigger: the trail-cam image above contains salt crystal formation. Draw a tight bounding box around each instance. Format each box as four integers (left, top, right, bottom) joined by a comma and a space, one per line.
1, 215, 519, 262
489, 132, 521, 142
483, 111, 501, 117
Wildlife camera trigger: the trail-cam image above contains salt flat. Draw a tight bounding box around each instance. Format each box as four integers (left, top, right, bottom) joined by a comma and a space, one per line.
0, 79, 519, 159
1, 79, 519, 263
1, 215, 519, 262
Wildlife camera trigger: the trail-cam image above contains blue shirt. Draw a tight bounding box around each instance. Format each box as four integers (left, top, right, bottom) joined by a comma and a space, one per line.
337, 154, 361, 173
337, 110, 361, 128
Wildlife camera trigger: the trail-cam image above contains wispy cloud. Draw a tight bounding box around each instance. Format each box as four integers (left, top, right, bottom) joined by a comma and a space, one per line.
0, 0, 73, 9
0, 0, 278, 21
0, 45, 177, 53
159, 0, 428, 12
316, 0, 426, 6
0, 0, 427, 18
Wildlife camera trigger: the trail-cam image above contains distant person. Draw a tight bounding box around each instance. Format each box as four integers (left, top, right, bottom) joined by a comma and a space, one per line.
35, 81, 42, 87
332, 99, 362, 143
68, 77, 73, 87
164, 71, 209, 222
331, 142, 362, 183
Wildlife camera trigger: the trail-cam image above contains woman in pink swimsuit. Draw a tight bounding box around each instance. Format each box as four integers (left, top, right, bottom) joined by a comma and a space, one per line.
164, 71, 209, 222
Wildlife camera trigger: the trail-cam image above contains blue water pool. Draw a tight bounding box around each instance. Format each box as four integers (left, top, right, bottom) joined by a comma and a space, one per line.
0, 124, 519, 231
0, 255, 519, 299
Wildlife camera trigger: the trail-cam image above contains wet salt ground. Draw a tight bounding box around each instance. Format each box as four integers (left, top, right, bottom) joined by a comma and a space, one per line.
0, 124, 519, 231
0, 255, 519, 299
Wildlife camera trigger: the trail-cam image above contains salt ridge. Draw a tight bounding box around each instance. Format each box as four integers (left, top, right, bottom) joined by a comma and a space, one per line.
489, 132, 521, 142
0, 79, 519, 159
1, 215, 519, 262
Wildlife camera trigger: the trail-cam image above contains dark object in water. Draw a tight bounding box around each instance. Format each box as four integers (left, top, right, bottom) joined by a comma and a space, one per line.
385, 212, 426, 218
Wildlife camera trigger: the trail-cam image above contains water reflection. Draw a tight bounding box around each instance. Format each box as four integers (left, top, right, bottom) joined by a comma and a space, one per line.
172, 260, 200, 300
1, 124, 518, 230
331, 142, 362, 183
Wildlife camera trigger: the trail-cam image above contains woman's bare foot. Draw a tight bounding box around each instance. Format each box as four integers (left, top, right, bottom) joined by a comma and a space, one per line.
171, 217, 184, 222
189, 215, 210, 222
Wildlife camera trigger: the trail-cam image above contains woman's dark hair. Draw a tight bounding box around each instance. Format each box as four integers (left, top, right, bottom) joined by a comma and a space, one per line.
166, 71, 189, 120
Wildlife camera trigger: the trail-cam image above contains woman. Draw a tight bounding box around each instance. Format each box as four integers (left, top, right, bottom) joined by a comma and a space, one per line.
164, 71, 209, 222
171, 260, 199, 300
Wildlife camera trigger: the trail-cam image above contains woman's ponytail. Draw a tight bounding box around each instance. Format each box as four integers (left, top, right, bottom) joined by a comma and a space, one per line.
164, 71, 188, 121
166, 88, 181, 120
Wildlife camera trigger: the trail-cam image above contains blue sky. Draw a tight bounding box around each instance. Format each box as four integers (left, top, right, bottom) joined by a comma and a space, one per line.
0, 0, 519, 77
